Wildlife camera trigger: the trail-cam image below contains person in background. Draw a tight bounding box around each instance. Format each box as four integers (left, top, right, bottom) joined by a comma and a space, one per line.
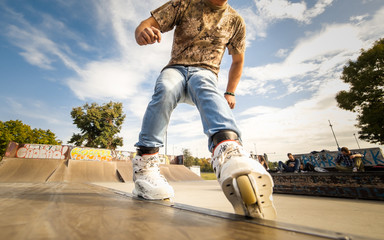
277, 153, 300, 173
258, 155, 269, 171
335, 147, 364, 172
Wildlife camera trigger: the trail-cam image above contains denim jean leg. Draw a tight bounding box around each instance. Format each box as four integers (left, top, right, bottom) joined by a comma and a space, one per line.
135, 68, 186, 148
185, 67, 241, 151
282, 162, 290, 172
294, 159, 301, 172
278, 161, 284, 171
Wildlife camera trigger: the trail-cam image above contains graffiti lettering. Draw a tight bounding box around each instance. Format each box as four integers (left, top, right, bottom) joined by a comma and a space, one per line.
113, 151, 131, 161
370, 149, 384, 165
70, 147, 112, 161
16, 144, 69, 159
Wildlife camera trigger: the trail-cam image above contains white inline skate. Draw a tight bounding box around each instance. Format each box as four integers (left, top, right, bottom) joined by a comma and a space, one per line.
132, 153, 174, 200
211, 140, 277, 220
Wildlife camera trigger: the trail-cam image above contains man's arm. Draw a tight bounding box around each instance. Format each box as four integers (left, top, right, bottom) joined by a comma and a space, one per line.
135, 16, 162, 46
225, 53, 244, 109
335, 153, 342, 164
350, 153, 362, 159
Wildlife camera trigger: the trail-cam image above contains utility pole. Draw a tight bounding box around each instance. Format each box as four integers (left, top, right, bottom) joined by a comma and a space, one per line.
353, 133, 361, 149
328, 120, 340, 150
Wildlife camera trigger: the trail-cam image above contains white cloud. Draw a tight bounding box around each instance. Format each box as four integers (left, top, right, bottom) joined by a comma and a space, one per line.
240, 17, 380, 97
275, 48, 289, 58
240, 106, 282, 117
242, 0, 334, 41
358, 7, 384, 44
67, 60, 142, 100
349, 14, 369, 23
255, 0, 307, 22
6, 25, 58, 70
255, 0, 333, 23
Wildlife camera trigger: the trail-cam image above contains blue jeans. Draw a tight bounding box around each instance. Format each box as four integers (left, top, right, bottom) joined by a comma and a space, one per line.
278, 159, 300, 172
135, 66, 241, 152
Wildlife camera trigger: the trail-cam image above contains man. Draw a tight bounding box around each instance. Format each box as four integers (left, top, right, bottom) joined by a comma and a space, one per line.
133, 0, 276, 219
335, 147, 364, 172
277, 153, 300, 173
258, 155, 269, 171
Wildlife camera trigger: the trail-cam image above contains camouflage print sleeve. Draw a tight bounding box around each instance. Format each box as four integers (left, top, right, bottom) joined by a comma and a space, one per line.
227, 16, 246, 55
151, 0, 189, 33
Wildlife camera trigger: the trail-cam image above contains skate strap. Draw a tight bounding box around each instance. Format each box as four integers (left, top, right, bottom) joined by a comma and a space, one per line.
212, 130, 239, 147
137, 146, 159, 156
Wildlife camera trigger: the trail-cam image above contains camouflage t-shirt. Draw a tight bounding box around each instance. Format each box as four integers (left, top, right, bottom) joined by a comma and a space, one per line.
151, 0, 246, 75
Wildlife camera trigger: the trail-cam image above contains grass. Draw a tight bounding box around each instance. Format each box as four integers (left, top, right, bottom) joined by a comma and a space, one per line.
200, 172, 217, 180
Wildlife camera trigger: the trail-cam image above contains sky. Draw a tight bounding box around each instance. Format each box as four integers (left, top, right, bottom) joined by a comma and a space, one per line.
0, 0, 383, 161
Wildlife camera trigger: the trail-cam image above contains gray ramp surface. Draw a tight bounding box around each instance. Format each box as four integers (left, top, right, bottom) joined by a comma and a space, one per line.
0, 183, 364, 240
0, 158, 63, 182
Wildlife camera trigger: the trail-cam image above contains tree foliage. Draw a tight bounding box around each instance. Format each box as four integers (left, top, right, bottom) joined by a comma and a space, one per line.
182, 148, 213, 172
68, 101, 126, 149
0, 120, 60, 157
336, 38, 384, 145
182, 149, 195, 167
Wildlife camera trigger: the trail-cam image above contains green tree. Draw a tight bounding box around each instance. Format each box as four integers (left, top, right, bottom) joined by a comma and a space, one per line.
68, 101, 126, 149
181, 149, 213, 172
268, 161, 278, 171
336, 38, 384, 145
182, 148, 195, 167
0, 120, 60, 157
200, 157, 213, 172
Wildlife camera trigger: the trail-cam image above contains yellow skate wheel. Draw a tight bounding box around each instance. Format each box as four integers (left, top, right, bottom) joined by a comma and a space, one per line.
237, 175, 257, 205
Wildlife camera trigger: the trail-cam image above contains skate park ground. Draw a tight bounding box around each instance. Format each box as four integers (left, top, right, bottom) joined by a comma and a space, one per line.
0, 155, 382, 239
96, 181, 383, 240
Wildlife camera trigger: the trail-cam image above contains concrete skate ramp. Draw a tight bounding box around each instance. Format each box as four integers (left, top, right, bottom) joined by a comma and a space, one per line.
49, 160, 120, 182
0, 182, 353, 240
0, 157, 199, 183
115, 162, 201, 182
0, 158, 63, 183
115, 161, 133, 182
160, 164, 202, 181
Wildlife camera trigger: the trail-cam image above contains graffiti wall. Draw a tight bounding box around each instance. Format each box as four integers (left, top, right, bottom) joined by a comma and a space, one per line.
3, 142, 181, 163
12, 143, 70, 159
295, 148, 384, 168
4, 142, 133, 162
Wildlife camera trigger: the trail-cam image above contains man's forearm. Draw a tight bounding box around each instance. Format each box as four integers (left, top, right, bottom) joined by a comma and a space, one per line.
227, 63, 242, 93
226, 53, 244, 93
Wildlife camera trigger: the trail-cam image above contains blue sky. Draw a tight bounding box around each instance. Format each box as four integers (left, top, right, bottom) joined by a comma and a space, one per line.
0, 0, 383, 161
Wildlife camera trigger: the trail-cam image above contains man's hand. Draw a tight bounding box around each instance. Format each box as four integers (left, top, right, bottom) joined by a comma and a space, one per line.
135, 17, 162, 46
136, 26, 162, 45
225, 94, 236, 109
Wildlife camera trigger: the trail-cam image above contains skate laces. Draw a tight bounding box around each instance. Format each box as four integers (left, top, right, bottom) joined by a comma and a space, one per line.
134, 155, 167, 184
212, 142, 245, 175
